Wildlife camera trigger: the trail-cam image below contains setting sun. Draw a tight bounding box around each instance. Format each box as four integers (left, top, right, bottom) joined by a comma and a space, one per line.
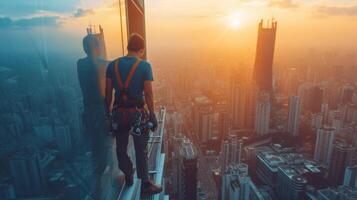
227, 13, 242, 29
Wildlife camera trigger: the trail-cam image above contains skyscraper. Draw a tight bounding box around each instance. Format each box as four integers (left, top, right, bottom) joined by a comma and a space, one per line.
126, 0, 147, 59
311, 113, 323, 130
82, 26, 108, 105
343, 165, 357, 189
221, 140, 230, 174
287, 96, 301, 137
254, 92, 271, 135
339, 85, 354, 105
9, 148, 46, 196
231, 71, 258, 130
276, 165, 307, 200
178, 139, 198, 200
0, 184, 16, 199
221, 164, 248, 200
218, 111, 230, 140
192, 96, 213, 143
54, 125, 72, 157
314, 126, 336, 166
309, 86, 324, 113
321, 103, 329, 125
221, 134, 243, 173
284, 67, 299, 96
86, 25, 107, 59
231, 72, 248, 129
253, 19, 277, 92
171, 133, 186, 197
221, 164, 264, 200
200, 111, 214, 143
245, 84, 259, 129
328, 141, 356, 186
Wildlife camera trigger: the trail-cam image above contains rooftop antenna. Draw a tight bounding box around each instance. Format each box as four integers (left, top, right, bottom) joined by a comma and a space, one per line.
88, 21, 93, 34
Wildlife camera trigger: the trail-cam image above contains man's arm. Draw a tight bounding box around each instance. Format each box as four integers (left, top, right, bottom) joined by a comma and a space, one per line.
144, 80, 158, 131
144, 80, 155, 114
105, 78, 113, 114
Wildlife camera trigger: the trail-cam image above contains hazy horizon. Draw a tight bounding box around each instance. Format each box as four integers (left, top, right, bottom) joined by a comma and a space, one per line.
0, 0, 356, 69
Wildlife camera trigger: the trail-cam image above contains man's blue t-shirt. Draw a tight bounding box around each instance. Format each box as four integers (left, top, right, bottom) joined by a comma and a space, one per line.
106, 56, 153, 101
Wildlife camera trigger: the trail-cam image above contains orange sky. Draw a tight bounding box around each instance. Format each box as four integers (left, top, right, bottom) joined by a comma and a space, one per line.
59, 0, 357, 62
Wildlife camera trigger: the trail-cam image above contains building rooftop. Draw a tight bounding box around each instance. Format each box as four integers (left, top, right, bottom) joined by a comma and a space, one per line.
193, 95, 212, 105
317, 185, 357, 200
256, 145, 320, 180
179, 139, 198, 160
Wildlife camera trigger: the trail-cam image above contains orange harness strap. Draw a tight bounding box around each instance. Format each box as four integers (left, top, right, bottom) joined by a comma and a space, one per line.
114, 58, 142, 100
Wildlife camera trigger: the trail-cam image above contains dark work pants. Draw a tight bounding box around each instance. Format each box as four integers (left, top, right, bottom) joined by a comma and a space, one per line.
115, 126, 149, 181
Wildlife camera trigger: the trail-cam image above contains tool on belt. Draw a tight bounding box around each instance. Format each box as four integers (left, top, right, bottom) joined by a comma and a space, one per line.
110, 58, 150, 136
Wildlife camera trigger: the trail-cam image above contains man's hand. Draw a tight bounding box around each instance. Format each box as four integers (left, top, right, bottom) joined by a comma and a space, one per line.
149, 112, 158, 131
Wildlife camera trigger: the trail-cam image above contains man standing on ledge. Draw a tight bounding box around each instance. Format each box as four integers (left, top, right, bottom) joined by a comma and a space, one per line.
105, 33, 163, 196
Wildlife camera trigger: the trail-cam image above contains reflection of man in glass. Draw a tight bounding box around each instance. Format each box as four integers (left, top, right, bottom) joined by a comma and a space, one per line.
77, 33, 110, 200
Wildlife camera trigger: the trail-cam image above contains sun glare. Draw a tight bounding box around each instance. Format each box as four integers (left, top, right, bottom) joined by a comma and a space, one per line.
227, 12, 244, 29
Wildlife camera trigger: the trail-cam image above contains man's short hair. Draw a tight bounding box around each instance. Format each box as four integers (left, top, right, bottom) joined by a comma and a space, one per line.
127, 33, 145, 52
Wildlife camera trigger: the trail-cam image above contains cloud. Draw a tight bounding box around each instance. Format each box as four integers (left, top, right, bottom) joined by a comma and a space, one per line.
269, 0, 298, 9
73, 8, 95, 18
0, 16, 60, 29
0, 18, 12, 28
0, 0, 78, 18
317, 5, 357, 16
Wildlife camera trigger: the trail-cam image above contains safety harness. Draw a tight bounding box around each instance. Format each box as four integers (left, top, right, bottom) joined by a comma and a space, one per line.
113, 58, 144, 108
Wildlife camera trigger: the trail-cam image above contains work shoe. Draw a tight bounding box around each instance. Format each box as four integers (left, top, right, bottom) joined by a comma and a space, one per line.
125, 168, 134, 186
141, 180, 163, 196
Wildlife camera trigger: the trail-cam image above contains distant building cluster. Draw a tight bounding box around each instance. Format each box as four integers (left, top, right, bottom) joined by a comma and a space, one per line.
2, 0, 357, 199
161, 17, 357, 200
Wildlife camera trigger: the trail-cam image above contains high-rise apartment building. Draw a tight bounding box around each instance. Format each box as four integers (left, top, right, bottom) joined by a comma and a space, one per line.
339, 85, 354, 105
221, 164, 265, 200
316, 185, 357, 200
192, 96, 213, 143
221, 134, 243, 173
314, 126, 336, 166
321, 103, 329, 124
178, 139, 198, 200
343, 165, 357, 189
230, 72, 258, 130
221, 164, 248, 200
9, 148, 46, 196
276, 165, 307, 200
231, 72, 248, 129
287, 96, 301, 137
54, 125, 72, 157
311, 113, 323, 130
200, 111, 214, 143
255, 92, 271, 135
328, 141, 356, 186
218, 111, 230, 140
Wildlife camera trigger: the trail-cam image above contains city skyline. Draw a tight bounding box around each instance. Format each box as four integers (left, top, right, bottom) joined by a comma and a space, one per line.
1, 1, 357, 200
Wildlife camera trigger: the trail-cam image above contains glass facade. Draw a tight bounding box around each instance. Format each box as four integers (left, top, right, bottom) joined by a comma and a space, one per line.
0, 0, 150, 199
